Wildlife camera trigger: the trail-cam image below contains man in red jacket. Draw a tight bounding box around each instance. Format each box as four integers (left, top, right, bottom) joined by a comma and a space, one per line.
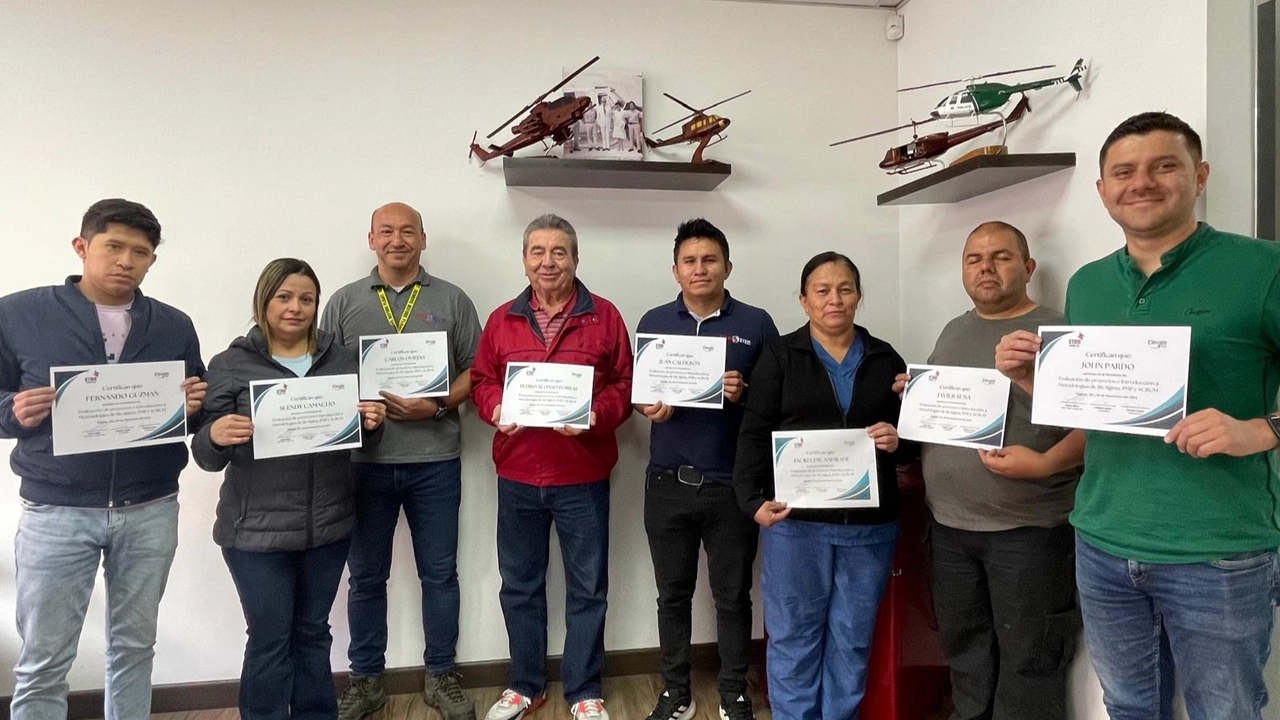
471, 214, 633, 720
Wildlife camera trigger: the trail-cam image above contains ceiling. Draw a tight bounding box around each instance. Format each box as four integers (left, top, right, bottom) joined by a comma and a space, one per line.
717, 0, 906, 9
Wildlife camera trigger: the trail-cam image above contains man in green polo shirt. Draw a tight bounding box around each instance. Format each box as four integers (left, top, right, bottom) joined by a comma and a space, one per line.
997, 112, 1280, 720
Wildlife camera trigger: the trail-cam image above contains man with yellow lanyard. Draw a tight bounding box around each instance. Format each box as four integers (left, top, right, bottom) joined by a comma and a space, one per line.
322, 202, 482, 720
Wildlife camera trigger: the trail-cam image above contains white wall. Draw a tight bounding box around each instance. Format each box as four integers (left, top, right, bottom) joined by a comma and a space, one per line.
0, 0, 900, 694
894, 1, 1276, 719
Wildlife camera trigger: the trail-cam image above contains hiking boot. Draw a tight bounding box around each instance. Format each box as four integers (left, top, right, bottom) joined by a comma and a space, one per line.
337, 676, 387, 720
645, 689, 695, 720
425, 671, 476, 720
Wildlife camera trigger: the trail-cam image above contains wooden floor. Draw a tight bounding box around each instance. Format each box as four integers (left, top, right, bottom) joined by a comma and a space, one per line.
149, 670, 952, 720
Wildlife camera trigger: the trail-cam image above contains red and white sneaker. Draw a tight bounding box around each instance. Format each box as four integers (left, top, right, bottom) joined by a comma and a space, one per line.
485, 689, 545, 720
570, 698, 610, 720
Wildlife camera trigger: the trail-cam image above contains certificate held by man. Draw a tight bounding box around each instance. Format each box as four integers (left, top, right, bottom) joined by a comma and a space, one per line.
898, 364, 1011, 449
771, 428, 879, 509
499, 362, 594, 429
249, 374, 362, 459
1032, 325, 1191, 437
51, 360, 189, 456
632, 333, 727, 408
358, 332, 450, 400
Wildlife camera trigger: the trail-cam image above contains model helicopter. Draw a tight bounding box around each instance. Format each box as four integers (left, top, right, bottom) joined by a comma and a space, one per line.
919, 58, 1085, 119
468, 56, 600, 163
833, 95, 1030, 174
644, 90, 750, 163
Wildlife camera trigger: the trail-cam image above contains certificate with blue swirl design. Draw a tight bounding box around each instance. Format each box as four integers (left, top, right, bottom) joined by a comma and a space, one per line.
898, 364, 1011, 449
50, 361, 188, 456
632, 333, 726, 408
249, 374, 361, 459
771, 429, 879, 509
499, 362, 594, 429
358, 332, 450, 400
1032, 325, 1190, 437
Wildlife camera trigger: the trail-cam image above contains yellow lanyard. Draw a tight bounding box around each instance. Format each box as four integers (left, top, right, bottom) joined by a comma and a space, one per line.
376, 283, 421, 334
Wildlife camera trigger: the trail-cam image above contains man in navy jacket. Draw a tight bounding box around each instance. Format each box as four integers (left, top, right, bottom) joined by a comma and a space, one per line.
0, 199, 206, 720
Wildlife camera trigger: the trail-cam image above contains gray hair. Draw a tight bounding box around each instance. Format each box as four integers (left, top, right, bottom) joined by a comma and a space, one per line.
522, 214, 579, 260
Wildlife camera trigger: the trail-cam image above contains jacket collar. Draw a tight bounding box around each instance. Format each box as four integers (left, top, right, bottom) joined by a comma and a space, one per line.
674, 290, 736, 318
509, 277, 597, 318
241, 324, 335, 362
782, 322, 893, 357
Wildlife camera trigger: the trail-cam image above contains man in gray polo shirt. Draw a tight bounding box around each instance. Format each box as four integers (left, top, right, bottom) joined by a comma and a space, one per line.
898, 221, 1082, 720
323, 202, 482, 720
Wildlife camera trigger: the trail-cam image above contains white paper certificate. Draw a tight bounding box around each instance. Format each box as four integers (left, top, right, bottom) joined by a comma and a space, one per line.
771, 428, 880, 509
50, 361, 188, 456
249, 374, 362, 459
358, 332, 450, 400
632, 334, 727, 408
898, 364, 1011, 449
499, 362, 593, 429
1032, 325, 1191, 437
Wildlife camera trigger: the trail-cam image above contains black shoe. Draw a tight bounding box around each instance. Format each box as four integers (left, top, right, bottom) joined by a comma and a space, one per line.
424, 671, 476, 720
646, 689, 696, 720
719, 692, 755, 720
338, 676, 387, 720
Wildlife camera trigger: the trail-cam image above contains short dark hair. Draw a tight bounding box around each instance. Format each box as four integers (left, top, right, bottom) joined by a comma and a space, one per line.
1099, 112, 1203, 172
672, 218, 730, 264
968, 221, 1030, 261
800, 251, 862, 296
80, 198, 162, 248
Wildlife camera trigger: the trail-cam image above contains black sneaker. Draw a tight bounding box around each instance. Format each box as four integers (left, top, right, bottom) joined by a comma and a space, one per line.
646, 689, 696, 720
337, 676, 387, 720
718, 692, 755, 720
424, 671, 477, 720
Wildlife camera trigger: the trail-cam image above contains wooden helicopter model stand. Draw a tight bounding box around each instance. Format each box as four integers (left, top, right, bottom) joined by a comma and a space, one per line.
831, 59, 1086, 174
644, 90, 751, 164
468, 56, 601, 163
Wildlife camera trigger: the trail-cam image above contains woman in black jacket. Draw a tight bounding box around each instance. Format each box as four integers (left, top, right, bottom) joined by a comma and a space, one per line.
193, 258, 385, 720
734, 252, 910, 720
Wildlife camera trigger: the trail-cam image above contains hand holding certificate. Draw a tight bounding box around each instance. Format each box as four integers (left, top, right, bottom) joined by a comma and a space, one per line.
771, 428, 880, 509
632, 334, 727, 408
358, 332, 450, 400
499, 362, 594, 429
1032, 325, 1191, 436
249, 374, 362, 459
898, 364, 1011, 449
51, 361, 189, 456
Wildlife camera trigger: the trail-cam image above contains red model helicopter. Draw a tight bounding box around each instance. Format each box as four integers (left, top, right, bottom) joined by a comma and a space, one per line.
469, 57, 600, 163
832, 95, 1031, 174
644, 90, 750, 163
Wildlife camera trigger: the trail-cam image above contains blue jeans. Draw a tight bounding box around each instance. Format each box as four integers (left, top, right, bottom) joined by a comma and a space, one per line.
762, 519, 897, 720
497, 477, 609, 705
224, 538, 351, 720
346, 460, 461, 677
1075, 536, 1280, 720
11, 496, 179, 720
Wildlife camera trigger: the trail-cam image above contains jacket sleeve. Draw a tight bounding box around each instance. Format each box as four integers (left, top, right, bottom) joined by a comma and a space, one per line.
590, 309, 634, 434
0, 314, 40, 440
469, 311, 503, 427
734, 340, 785, 518
191, 354, 242, 473
886, 350, 920, 464
182, 315, 208, 432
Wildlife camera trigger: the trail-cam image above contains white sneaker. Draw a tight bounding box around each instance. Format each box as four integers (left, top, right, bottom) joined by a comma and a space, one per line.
570, 698, 610, 720
486, 688, 545, 720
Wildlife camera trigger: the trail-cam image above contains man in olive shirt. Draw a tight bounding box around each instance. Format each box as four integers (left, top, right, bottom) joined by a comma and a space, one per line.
904, 222, 1081, 720
997, 112, 1280, 720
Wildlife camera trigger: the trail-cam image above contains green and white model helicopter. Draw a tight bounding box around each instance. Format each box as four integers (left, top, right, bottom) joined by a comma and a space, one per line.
916, 58, 1087, 120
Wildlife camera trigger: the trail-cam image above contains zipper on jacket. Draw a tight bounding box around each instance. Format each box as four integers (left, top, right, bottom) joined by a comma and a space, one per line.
107, 451, 117, 508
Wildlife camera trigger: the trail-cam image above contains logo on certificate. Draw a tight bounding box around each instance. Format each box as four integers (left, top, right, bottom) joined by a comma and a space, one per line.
1068, 333, 1084, 348
276, 384, 288, 395
1148, 339, 1168, 349
84, 371, 99, 384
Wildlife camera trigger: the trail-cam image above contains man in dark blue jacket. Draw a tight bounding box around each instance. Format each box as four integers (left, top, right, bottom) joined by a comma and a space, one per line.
634, 219, 778, 720
0, 199, 206, 720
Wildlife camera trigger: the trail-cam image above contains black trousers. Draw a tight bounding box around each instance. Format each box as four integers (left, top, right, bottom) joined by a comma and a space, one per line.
930, 522, 1080, 720
643, 473, 759, 696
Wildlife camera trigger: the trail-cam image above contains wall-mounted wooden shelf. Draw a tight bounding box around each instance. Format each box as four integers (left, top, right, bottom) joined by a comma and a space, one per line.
501, 157, 732, 191
877, 153, 1076, 206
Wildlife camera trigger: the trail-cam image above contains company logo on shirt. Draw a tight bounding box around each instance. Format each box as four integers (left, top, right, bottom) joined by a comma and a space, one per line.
1183, 307, 1211, 317
414, 313, 446, 324
729, 335, 752, 346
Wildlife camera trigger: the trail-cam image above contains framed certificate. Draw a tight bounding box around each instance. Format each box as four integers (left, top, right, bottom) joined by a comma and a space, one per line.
632, 333, 727, 408
898, 364, 1011, 449
358, 332, 450, 400
50, 361, 188, 456
771, 428, 879, 509
249, 374, 362, 459
499, 362, 594, 429
1032, 325, 1191, 437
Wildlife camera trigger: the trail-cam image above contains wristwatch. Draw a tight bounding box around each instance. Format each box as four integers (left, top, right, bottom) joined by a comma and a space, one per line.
433, 400, 449, 421
1267, 415, 1280, 443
